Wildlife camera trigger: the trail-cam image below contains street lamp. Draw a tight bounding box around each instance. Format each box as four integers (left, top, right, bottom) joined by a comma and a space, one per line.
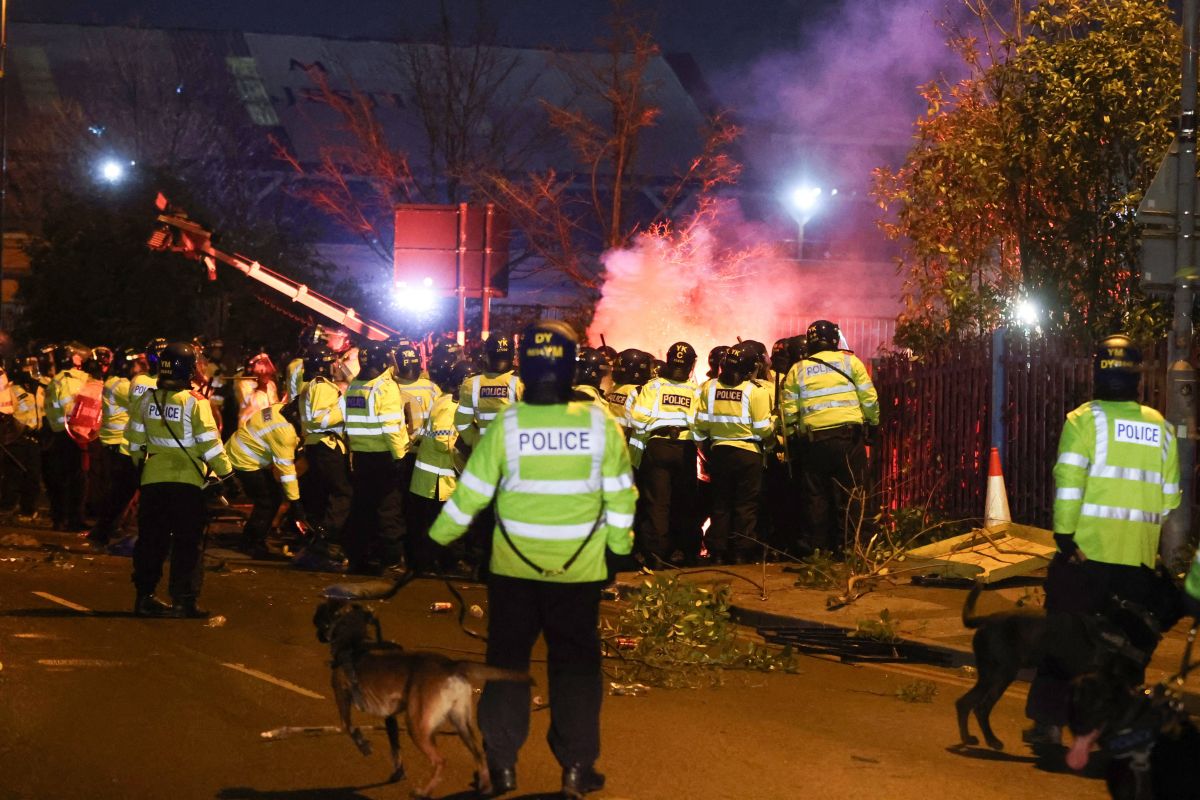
787, 185, 822, 259
99, 159, 127, 184
1015, 298, 1040, 328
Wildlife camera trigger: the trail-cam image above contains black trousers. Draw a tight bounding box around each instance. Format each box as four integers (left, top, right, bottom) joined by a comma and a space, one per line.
132, 482, 206, 601
236, 468, 281, 546
479, 575, 604, 770
3, 437, 41, 515
304, 442, 353, 541
636, 438, 699, 562
1025, 557, 1157, 726
796, 429, 867, 554
706, 445, 763, 559
345, 451, 405, 569
46, 430, 85, 528
92, 445, 139, 542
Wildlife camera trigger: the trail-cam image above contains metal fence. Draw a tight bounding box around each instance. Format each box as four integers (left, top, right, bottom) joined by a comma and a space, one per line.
871, 333, 1171, 529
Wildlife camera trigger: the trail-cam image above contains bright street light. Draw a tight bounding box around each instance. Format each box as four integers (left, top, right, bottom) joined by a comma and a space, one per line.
1015, 298, 1040, 327
99, 159, 125, 184
393, 276, 437, 313
790, 185, 822, 214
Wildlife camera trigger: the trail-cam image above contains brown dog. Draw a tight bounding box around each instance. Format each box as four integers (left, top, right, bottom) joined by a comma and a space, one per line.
313, 598, 531, 798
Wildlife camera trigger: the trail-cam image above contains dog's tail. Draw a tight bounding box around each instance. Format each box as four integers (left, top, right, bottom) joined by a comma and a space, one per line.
962, 580, 986, 629
457, 663, 535, 686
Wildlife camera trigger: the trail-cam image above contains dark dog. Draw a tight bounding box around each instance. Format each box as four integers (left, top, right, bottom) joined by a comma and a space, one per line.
955, 569, 1184, 751
1068, 671, 1200, 799
313, 598, 532, 798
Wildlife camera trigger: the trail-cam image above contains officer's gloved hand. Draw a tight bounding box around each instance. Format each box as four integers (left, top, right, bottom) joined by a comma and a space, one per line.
865, 425, 880, 447
203, 475, 231, 506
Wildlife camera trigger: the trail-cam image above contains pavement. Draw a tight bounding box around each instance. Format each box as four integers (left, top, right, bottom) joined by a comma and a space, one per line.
612, 559, 1200, 703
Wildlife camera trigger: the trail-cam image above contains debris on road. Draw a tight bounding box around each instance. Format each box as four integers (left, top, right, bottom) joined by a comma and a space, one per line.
429, 601, 453, 613
468, 604, 484, 618
905, 523, 1055, 584
0, 533, 42, 550
609, 682, 651, 696
260, 724, 385, 741
894, 680, 938, 703
205, 615, 227, 628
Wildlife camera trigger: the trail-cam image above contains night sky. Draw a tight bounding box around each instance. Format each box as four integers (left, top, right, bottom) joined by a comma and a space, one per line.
15, 0, 834, 75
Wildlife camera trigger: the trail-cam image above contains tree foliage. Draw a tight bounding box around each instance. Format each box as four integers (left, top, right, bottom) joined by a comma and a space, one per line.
873, 0, 1179, 353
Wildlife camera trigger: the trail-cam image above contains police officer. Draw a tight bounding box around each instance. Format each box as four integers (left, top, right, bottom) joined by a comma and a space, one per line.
2, 362, 42, 524
394, 340, 439, 434
409, 352, 472, 573
87, 347, 142, 548
630, 342, 700, 564
572, 348, 612, 410
127, 342, 233, 618
694, 343, 775, 564
430, 320, 635, 799
781, 320, 879, 555
608, 349, 653, 469
44, 342, 91, 531
226, 400, 304, 558
296, 345, 351, 566
343, 341, 409, 574
1024, 335, 1180, 746
455, 334, 522, 454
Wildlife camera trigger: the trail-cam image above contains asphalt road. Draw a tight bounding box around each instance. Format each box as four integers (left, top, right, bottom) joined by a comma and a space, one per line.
0, 532, 1108, 800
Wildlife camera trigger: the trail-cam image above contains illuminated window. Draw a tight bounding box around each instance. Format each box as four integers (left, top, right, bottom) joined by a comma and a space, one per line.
226, 56, 279, 126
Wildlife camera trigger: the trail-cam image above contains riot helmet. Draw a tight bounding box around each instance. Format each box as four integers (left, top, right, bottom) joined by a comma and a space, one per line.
394, 341, 422, 381
92, 346, 115, 376
118, 347, 146, 378
574, 347, 611, 389
519, 320, 578, 405
597, 345, 618, 369
741, 340, 768, 379
158, 342, 196, 391
357, 341, 397, 381
806, 320, 840, 355
771, 338, 794, 375
53, 342, 90, 371
618, 349, 654, 387
428, 349, 461, 391
145, 338, 168, 372
719, 342, 759, 387
1093, 335, 1142, 402
707, 345, 731, 379
484, 335, 514, 374
661, 342, 697, 382
302, 345, 338, 381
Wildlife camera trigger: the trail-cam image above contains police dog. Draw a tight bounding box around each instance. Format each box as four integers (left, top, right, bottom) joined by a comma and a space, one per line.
955, 570, 1184, 751
313, 598, 531, 798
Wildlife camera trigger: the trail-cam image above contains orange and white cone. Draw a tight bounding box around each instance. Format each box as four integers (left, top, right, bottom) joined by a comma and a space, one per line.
984, 447, 1011, 527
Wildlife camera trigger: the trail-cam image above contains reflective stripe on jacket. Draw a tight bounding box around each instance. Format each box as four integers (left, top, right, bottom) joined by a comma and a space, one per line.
630, 377, 699, 440
694, 378, 775, 453
128, 388, 232, 487
45, 368, 88, 432
285, 358, 305, 402
344, 370, 409, 458
781, 350, 879, 434
300, 377, 345, 451
410, 393, 464, 501
100, 375, 131, 448
454, 372, 523, 448
226, 403, 301, 501
397, 376, 441, 435
1053, 400, 1180, 568
430, 401, 636, 583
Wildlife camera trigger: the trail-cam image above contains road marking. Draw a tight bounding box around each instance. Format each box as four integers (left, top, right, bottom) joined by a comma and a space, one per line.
221, 662, 325, 700
13, 633, 56, 639
31, 591, 92, 613
37, 658, 126, 667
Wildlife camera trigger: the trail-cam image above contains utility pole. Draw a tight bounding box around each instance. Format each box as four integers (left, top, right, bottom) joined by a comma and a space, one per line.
1163, 0, 1199, 568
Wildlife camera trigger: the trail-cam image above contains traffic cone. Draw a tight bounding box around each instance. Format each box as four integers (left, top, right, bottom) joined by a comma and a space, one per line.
984, 447, 1011, 527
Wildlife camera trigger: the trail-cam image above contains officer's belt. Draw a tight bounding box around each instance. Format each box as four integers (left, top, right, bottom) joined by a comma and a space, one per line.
804, 423, 863, 442
648, 426, 688, 440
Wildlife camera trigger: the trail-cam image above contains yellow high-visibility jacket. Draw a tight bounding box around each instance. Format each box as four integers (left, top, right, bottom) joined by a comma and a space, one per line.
100, 375, 132, 452
630, 377, 699, 441
781, 350, 879, 434
430, 401, 636, 583
410, 393, 465, 502
694, 378, 775, 453
300, 377, 345, 451
128, 388, 232, 487
454, 371, 523, 448
226, 403, 301, 501
344, 369, 409, 458
1054, 400, 1179, 568
44, 368, 89, 432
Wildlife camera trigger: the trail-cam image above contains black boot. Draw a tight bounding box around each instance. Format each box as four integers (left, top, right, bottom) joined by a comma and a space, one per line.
134, 593, 173, 617
481, 763, 516, 797
561, 764, 604, 798
170, 597, 210, 619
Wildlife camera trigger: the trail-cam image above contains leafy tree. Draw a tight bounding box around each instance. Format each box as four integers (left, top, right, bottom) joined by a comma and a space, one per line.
873, 0, 1179, 353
